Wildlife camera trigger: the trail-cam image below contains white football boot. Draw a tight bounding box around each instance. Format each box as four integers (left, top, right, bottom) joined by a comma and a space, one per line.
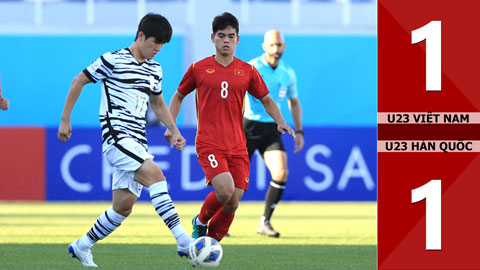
68, 240, 98, 267
177, 242, 190, 257
177, 234, 193, 258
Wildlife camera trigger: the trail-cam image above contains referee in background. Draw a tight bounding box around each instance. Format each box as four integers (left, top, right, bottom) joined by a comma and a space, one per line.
244, 29, 304, 238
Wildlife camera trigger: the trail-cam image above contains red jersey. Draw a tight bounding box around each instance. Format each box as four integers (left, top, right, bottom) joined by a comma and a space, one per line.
178, 56, 269, 154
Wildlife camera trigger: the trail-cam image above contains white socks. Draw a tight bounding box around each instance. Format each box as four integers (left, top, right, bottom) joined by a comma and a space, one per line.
77, 206, 126, 251
149, 181, 191, 247
75, 181, 191, 251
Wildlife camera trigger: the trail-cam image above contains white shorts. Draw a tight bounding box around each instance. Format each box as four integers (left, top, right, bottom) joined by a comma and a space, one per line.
104, 138, 154, 197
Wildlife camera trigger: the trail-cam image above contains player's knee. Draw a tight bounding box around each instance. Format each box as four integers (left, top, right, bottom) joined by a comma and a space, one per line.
113, 205, 133, 217
212, 180, 235, 203
216, 190, 233, 204
223, 199, 239, 214
273, 168, 289, 182
215, 185, 234, 204
140, 166, 166, 187
151, 164, 166, 181
150, 172, 166, 186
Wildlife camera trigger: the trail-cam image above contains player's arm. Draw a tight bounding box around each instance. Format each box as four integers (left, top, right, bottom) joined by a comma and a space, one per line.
168, 91, 185, 123
0, 98, 8, 110
288, 97, 304, 153
260, 94, 295, 138
0, 83, 8, 110
150, 93, 186, 151
0, 93, 8, 110
58, 72, 91, 142
285, 67, 303, 152
164, 91, 186, 143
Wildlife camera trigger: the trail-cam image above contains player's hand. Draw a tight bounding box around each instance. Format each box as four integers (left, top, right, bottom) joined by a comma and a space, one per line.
170, 131, 186, 151
0, 98, 9, 110
164, 129, 173, 143
293, 133, 304, 153
57, 121, 72, 142
277, 123, 295, 139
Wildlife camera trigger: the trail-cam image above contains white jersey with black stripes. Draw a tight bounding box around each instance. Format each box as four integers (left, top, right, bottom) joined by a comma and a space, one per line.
83, 48, 163, 153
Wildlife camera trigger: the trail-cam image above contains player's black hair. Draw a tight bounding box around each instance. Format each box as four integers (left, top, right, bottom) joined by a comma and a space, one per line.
135, 13, 172, 43
212, 12, 239, 34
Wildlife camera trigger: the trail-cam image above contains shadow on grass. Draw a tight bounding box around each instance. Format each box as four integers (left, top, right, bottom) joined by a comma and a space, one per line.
0, 244, 376, 270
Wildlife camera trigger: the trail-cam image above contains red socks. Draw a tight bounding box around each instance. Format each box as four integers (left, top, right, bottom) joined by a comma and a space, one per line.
208, 209, 234, 242
198, 191, 224, 224
198, 191, 235, 242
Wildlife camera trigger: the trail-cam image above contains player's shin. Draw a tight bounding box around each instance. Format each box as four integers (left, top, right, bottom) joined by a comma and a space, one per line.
149, 181, 191, 247
207, 209, 234, 242
198, 191, 225, 224
263, 180, 286, 221
77, 206, 126, 251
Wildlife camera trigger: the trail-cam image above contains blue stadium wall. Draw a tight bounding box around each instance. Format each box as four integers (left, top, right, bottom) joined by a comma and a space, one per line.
0, 34, 377, 201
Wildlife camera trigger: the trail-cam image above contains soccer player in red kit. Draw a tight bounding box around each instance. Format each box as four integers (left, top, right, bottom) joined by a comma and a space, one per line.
165, 12, 295, 242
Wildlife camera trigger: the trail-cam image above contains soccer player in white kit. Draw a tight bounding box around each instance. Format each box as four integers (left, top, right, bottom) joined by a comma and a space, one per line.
57, 13, 191, 267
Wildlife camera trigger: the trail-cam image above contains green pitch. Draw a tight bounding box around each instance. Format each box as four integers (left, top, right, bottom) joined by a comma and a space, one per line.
0, 202, 376, 270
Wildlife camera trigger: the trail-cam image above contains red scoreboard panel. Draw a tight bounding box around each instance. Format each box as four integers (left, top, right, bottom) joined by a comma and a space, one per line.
378, 0, 480, 269
0, 128, 45, 201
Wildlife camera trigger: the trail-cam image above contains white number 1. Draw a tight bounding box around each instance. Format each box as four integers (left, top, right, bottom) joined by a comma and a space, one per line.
411, 21, 442, 91
411, 180, 442, 250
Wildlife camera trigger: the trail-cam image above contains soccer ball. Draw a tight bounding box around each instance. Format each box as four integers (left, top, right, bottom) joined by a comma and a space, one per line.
188, 236, 223, 268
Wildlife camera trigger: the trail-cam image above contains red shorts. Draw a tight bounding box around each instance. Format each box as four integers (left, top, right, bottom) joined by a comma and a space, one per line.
197, 148, 250, 191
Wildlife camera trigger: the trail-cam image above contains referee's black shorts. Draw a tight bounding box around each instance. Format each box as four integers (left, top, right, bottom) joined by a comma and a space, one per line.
243, 118, 286, 160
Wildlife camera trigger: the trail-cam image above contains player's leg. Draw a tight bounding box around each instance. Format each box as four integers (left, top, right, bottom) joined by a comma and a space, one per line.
134, 158, 192, 256
69, 189, 136, 268
69, 205, 125, 267
77, 188, 137, 244
193, 172, 234, 238
253, 122, 287, 237
192, 150, 233, 238
258, 147, 288, 238
113, 138, 191, 253
207, 153, 249, 242
208, 187, 244, 241
68, 145, 144, 267
244, 118, 261, 160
